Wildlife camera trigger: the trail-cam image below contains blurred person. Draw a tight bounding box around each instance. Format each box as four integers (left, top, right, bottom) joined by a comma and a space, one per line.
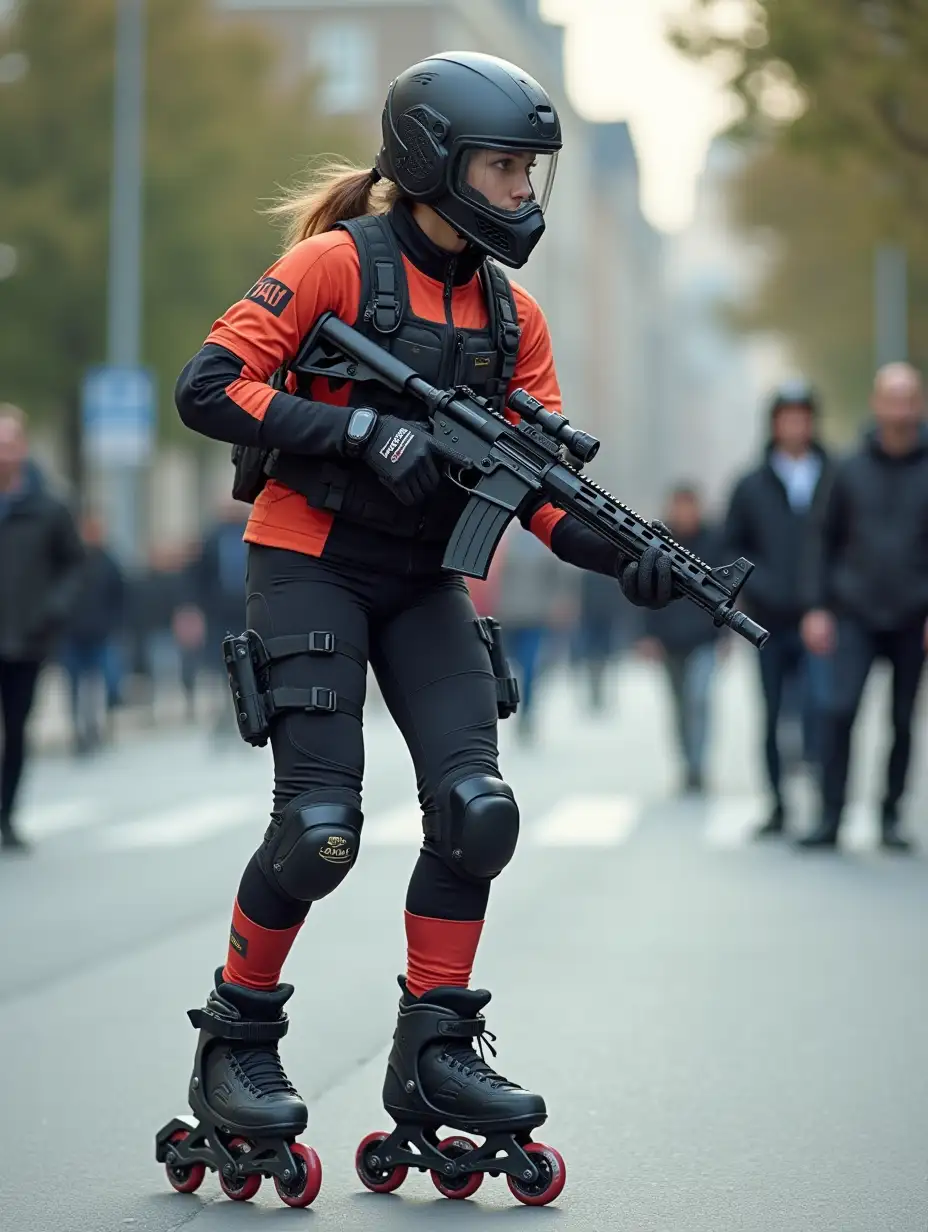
0, 404, 84, 851
637, 484, 723, 794
799, 363, 928, 852
161, 51, 678, 1201
723, 381, 834, 838
492, 521, 576, 743
59, 511, 126, 755
577, 569, 625, 713
187, 499, 249, 734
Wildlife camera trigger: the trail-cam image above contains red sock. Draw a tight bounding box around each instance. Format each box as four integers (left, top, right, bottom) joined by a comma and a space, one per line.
221, 899, 304, 990
404, 911, 485, 998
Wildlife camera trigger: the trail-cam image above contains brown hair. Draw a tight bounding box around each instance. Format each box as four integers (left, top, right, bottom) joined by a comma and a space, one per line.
265, 158, 400, 251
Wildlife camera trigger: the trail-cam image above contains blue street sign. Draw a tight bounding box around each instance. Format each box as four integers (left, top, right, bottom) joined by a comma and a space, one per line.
81, 364, 155, 467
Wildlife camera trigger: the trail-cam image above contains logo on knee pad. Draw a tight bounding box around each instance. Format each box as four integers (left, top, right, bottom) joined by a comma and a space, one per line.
320, 834, 354, 864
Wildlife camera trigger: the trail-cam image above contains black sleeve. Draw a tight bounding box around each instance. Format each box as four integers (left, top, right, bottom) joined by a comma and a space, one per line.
175, 344, 353, 457
800, 464, 848, 612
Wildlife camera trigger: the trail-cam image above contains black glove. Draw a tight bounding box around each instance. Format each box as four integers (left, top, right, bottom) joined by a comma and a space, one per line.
617, 519, 677, 609
361, 414, 444, 507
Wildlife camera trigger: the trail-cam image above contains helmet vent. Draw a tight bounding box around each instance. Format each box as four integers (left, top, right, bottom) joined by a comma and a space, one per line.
474, 215, 512, 254
396, 108, 441, 184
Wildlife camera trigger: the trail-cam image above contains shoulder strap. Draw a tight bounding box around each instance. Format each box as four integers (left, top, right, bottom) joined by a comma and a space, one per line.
479, 259, 521, 410
336, 214, 408, 337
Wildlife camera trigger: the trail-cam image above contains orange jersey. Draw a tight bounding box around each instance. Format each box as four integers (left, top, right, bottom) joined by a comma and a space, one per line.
200, 228, 567, 557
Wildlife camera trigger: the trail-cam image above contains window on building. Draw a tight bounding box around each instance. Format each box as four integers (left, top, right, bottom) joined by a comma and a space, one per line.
307, 19, 376, 115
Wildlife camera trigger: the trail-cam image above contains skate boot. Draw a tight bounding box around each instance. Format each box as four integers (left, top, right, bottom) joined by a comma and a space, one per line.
155, 968, 322, 1207
355, 977, 566, 1206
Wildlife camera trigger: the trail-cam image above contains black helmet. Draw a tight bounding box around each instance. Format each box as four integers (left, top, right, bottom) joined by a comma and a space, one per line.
375, 50, 562, 268
768, 379, 818, 419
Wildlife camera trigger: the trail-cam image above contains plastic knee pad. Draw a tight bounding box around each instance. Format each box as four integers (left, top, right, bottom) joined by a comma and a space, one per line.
260, 797, 362, 903
433, 774, 520, 880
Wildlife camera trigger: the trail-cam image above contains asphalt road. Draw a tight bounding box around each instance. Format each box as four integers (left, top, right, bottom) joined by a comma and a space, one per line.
2, 649, 926, 1232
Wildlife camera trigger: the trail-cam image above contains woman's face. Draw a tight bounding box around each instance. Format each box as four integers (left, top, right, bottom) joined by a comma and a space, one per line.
463, 148, 537, 212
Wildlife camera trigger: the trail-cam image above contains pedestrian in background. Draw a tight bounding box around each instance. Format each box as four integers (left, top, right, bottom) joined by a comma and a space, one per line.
723, 381, 834, 838
636, 483, 723, 794
59, 511, 126, 755
492, 522, 576, 743
799, 363, 928, 852
0, 404, 84, 852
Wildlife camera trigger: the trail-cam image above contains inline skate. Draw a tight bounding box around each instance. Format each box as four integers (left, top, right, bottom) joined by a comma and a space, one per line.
155, 968, 322, 1207
355, 977, 565, 1206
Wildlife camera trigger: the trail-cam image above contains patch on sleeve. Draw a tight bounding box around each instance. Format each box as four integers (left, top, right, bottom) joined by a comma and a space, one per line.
244, 276, 294, 317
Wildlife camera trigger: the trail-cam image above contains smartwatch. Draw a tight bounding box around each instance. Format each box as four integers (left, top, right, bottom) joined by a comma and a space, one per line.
344, 406, 379, 458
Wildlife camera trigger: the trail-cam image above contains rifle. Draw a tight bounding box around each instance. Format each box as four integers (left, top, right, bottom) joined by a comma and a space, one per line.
293, 313, 769, 649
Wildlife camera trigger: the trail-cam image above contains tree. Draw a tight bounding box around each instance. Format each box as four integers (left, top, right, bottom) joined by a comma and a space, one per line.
672, 1, 928, 427
674, 1, 928, 198
724, 144, 928, 432
0, 0, 362, 474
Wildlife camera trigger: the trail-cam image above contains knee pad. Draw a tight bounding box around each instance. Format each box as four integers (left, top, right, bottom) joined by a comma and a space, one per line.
430, 774, 520, 881
259, 794, 362, 903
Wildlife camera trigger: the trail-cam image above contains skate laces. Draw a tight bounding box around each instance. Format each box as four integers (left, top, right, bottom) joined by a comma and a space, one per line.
443, 1026, 518, 1088
230, 1043, 297, 1098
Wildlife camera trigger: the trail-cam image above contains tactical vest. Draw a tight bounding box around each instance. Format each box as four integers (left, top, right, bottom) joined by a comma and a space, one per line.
262, 213, 521, 542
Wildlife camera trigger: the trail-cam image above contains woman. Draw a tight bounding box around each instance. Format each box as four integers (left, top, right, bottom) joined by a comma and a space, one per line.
158, 50, 674, 1208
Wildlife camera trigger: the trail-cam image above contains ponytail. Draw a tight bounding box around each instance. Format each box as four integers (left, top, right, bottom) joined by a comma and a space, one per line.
264, 158, 399, 251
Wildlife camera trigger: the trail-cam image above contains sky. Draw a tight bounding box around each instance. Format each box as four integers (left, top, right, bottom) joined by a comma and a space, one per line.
539, 0, 741, 234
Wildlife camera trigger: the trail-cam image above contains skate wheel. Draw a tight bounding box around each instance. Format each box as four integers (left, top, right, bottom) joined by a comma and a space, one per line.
430, 1136, 483, 1200
355, 1131, 408, 1194
275, 1142, 322, 1208
165, 1129, 206, 1194
507, 1142, 566, 1207
218, 1137, 262, 1201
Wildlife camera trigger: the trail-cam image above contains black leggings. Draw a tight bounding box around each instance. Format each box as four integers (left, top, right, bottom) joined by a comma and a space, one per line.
0, 658, 42, 822
236, 545, 502, 930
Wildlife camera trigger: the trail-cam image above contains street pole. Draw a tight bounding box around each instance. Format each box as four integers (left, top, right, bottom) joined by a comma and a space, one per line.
874, 243, 908, 369
104, 0, 147, 567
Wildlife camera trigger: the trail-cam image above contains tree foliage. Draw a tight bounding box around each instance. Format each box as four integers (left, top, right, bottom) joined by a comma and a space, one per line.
0, 0, 362, 459
672, 1, 928, 425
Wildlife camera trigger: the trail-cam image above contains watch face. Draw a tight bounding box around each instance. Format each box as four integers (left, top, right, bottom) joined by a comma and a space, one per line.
350, 408, 376, 440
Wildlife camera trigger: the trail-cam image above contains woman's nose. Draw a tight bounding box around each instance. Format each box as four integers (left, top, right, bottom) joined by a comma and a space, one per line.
512, 175, 532, 202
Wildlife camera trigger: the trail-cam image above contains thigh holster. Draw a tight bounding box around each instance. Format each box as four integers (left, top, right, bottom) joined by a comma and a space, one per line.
222, 629, 365, 747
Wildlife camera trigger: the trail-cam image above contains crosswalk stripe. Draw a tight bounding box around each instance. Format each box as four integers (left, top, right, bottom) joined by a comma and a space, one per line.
98, 797, 267, 850
533, 794, 641, 846
18, 799, 98, 839
363, 804, 422, 846
704, 796, 767, 849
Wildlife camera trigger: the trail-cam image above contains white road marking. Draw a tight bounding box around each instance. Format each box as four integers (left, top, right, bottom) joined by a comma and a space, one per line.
533, 794, 641, 847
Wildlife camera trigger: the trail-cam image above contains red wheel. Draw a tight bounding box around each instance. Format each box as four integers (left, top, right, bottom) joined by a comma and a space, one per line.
164, 1129, 206, 1194
430, 1136, 483, 1200
507, 1142, 566, 1207
274, 1142, 323, 1208
218, 1137, 262, 1201
355, 1131, 408, 1194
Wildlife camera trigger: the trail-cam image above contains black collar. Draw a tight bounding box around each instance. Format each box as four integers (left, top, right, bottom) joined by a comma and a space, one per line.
388, 199, 486, 287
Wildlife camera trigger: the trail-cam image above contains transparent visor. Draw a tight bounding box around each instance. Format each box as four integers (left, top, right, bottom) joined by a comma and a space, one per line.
456, 147, 558, 217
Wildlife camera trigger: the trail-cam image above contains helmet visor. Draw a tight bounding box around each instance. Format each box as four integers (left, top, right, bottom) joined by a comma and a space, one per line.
456, 146, 558, 219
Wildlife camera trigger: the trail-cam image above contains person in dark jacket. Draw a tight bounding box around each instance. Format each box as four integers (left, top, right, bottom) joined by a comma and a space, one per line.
638, 484, 723, 793
799, 362, 928, 851
59, 512, 126, 754
0, 404, 84, 850
723, 381, 834, 836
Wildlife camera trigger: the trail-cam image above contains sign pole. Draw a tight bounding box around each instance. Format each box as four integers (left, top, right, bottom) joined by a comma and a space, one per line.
100, 0, 148, 568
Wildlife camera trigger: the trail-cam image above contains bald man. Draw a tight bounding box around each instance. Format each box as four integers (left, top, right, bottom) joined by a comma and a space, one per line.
0, 404, 84, 852
799, 364, 928, 851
